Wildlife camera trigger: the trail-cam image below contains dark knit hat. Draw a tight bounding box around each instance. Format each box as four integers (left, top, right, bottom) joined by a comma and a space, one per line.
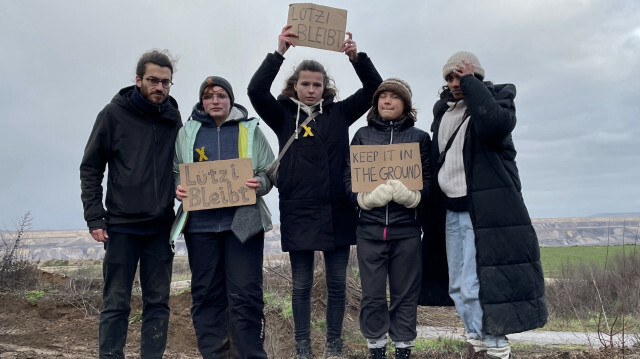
199, 76, 234, 106
367, 78, 415, 121
442, 51, 485, 80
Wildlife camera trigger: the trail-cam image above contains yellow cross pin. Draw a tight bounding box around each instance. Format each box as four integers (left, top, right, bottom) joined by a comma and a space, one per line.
302, 125, 314, 137
195, 147, 208, 161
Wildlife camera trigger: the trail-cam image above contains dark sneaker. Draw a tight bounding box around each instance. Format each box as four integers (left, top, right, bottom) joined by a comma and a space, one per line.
369, 347, 387, 359
324, 338, 343, 359
296, 339, 313, 359
395, 347, 411, 359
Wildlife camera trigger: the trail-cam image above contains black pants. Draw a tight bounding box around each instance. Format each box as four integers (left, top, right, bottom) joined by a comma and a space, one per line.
99, 230, 173, 359
185, 230, 267, 359
357, 236, 422, 343
289, 245, 350, 343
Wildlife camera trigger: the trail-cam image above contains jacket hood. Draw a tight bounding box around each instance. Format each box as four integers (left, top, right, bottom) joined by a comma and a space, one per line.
277, 94, 336, 110
368, 116, 415, 131
189, 102, 250, 126
112, 85, 180, 118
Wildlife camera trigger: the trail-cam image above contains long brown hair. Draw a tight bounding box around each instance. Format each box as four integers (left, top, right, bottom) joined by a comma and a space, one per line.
281, 60, 338, 100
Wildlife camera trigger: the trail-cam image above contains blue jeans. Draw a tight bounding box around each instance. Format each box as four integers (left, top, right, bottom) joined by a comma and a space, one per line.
445, 211, 508, 349
289, 246, 350, 343
99, 230, 173, 359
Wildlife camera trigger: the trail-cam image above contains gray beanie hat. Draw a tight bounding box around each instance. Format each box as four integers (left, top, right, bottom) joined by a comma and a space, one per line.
199, 76, 234, 106
442, 51, 485, 80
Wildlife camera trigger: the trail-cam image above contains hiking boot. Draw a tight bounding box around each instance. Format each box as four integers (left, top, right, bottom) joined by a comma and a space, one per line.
369, 347, 387, 359
395, 347, 411, 359
296, 339, 313, 359
324, 338, 343, 359
466, 342, 487, 358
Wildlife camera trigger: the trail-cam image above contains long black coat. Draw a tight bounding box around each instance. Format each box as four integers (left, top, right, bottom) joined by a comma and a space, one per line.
420, 75, 548, 335
247, 51, 382, 252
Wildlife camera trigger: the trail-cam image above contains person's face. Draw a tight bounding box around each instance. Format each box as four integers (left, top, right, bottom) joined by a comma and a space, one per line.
294, 71, 324, 106
201, 86, 231, 122
445, 72, 463, 100
377, 91, 404, 121
136, 63, 172, 105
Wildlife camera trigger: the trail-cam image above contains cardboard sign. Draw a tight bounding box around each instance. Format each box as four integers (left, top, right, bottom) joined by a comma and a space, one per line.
179, 158, 256, 212
350, 143, 423, 193
287, 3, 347, 52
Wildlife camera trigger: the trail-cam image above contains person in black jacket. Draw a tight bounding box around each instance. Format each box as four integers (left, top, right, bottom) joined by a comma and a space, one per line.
247, 25, 382, 359
344, 78, 431, 359
80, 49, 182, 359
426, 51, 547, 359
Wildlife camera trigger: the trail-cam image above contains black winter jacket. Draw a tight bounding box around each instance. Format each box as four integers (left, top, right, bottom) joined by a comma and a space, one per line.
420, 75, 547, 335
80, 85, 182, 231
247, 51, 382, 251
344, 117, 432, 240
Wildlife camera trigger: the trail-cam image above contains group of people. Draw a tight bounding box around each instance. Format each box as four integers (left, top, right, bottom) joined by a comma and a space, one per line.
80, 25, 547, 359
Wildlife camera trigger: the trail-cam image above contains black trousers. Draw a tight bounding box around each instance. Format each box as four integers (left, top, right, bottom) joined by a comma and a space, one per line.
99, 230, 173, 359
357, 236, 422, 343
184, 230, 267, 359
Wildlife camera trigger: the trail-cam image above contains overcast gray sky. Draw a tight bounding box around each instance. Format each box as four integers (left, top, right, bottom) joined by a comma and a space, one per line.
1, 0, 639, 230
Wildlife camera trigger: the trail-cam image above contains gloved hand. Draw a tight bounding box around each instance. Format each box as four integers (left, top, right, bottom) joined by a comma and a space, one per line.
357, 183, 393, 210
388, 179, 421, 208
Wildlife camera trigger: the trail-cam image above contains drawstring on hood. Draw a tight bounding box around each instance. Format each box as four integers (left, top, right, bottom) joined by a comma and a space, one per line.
290, 98, 323, 139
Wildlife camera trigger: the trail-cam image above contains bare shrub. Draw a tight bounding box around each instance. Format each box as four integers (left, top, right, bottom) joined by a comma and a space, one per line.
0, 212, 39, 291
546, 246, 640, 348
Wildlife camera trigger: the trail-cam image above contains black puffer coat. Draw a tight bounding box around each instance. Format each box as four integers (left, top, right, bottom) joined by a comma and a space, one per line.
420, 74, 548, 335
247, 51, 382, 252
344, 117, 431, 240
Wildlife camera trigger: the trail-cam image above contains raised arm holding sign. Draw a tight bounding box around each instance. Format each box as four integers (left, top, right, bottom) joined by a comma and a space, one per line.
247, 13, 383, 357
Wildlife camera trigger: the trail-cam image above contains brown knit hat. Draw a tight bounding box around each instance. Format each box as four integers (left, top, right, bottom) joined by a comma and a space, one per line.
442, 51, 485, 80
367, 78, 415, 121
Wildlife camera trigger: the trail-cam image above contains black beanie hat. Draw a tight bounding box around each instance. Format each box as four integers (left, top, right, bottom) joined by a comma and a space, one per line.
199, 76, 234, 106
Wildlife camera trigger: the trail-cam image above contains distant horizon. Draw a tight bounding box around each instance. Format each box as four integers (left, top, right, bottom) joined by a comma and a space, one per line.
13, 212, 640, 232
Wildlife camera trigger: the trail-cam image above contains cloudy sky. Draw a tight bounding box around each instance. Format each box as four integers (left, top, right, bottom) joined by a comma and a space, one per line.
1, 0, 639, 230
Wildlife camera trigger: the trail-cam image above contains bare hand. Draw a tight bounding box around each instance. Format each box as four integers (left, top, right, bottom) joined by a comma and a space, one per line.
246, 178, 260, 194
176, 184, 188, 201
277, 24, 298, 55
454, 60, 475, 77
341, 32, 358, 62
91, 228, 108, 243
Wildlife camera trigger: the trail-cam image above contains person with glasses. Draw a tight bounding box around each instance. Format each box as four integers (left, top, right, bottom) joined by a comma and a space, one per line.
171, 76, 275, 359
248, 25, 382, 359
80, 49, 182, 358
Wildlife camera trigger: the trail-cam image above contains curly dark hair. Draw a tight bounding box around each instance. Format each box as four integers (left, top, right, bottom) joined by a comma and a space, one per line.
136, 49, 178, 78
281, 60, 338, 100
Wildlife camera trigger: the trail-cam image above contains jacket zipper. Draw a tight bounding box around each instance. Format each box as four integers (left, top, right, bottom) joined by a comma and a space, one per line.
384, 121, 395, 236
217, 126, 222, 232
152, 121, 159, 210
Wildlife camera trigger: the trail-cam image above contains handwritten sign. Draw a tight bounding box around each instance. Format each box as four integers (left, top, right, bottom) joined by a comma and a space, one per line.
350, 143, 423, 193
179, 158, 256, 212
287, 3, 347, 52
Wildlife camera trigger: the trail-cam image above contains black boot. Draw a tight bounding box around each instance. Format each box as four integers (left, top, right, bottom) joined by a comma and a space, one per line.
369, 347, 387, 359
296, 339, 313, 359
324, 338, 343, 358
395, 347, 411, 359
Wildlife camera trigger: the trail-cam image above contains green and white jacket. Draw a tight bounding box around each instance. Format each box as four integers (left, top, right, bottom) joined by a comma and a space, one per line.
170, 105, 275, 248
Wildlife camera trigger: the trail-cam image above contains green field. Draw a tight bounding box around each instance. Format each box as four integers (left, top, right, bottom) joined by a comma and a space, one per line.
540, 244, 639, 277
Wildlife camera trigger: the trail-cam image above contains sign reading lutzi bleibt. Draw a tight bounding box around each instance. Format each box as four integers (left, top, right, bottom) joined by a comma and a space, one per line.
287, 3, 347, 52
350, 143, 423, 193
179, 158, 256, 211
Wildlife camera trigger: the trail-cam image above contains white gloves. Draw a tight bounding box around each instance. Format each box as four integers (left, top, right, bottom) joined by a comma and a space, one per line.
357, 183, 393, 210
388, 179, 421, 209
357, 180, 422, 210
